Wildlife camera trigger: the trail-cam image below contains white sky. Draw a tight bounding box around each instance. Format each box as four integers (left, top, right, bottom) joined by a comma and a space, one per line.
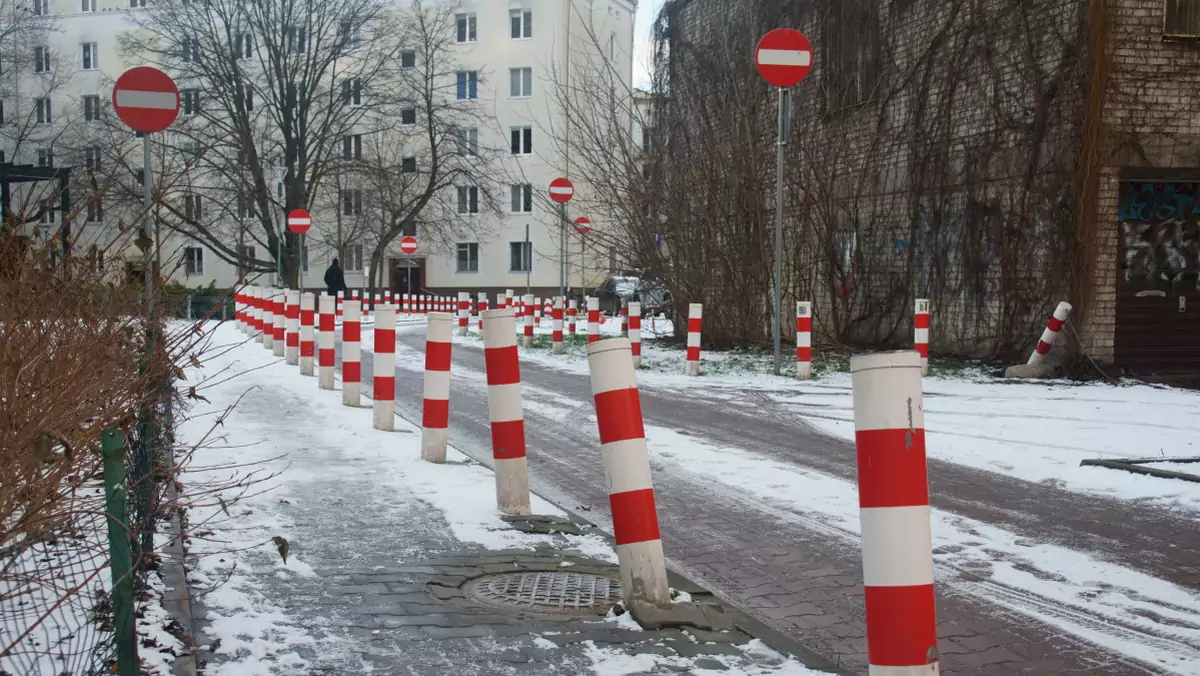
633, 0, 667, 89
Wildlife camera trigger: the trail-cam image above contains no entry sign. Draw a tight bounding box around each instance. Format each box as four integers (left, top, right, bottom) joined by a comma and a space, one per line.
755, 28, 812, 88
112, 66, 180, 134
287, 209, 311, 234
573, 217, 591, 235
549, 178, 574, 204
399, 236, 418, 255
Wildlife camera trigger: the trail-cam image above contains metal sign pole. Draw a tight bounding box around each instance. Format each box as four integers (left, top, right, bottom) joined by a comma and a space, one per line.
772, 87, 790, 376
142, 133, 153, 306
558, 203, 566, 300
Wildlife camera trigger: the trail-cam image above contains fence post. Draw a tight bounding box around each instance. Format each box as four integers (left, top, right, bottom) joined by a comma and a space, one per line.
101, 429, 139, 676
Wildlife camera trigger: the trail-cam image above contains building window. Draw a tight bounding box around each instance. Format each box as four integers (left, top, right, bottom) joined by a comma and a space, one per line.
289, 26, 306, 54
608, 33, 616, 60
456, 13, 476, 43
340, 20, 361, 51
455, 126, 478, 156
456, 186, 478, 214
343, 78, 362, 106
135, 166, 144, 185
235, 33, 252, 59
81, 0, 96, 10
184, 194, 202, 220
343, 134, 362, 160
40, 199, 55, 224
181, 37, 196, 63
509, 67, 532, 98
456, 71, 478, 100
182, 89, 200, 115
401, 156, 417, 173
35, 98, 51, 124
130, 0, 146, 8
341, 188, 363, 216
824, 1, 879, 111
1165, 0, 1200, 36
33, 0, 48, 15
82, 42, 98, 70
456, 242, 479, 272
84, 146, 101, 171
87, 197, 103, 223
37, 148, 52, 167
400, 50, 416, 69
510, 184, 532, 213
237, 245, 256, 275
509, 241, 532, 273
237, 194, 256, 219
510, 9, 532, 39
184, 246, 204, 275
83, 95, 100, 121
242, 87, 254, 112
400, 105, 416, 125
510, 126, 532, 155
342, 243, 363, 271
34, 46, 50, 73
0, 101, 5, 125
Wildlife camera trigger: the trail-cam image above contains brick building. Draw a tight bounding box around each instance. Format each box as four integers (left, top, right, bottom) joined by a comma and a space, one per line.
655, 0, 1200, 379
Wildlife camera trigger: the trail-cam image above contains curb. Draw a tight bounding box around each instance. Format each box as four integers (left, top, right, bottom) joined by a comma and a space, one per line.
162, 468, 199, 676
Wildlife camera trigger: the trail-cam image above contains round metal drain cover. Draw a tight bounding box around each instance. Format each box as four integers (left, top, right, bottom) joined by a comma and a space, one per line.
465, 571, 621, 616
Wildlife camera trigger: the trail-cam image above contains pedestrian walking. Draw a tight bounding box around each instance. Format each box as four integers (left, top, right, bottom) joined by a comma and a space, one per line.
324, 258, 346, 297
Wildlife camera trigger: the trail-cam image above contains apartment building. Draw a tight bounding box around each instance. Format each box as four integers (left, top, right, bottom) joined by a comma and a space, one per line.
0, 0, 637, 298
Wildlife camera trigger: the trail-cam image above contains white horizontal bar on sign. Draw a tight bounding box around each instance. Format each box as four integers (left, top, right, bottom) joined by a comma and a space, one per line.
549, 186, 574, 195
288, 217, 312, 225
115, 89, 179, 110
757, 49, 812, 67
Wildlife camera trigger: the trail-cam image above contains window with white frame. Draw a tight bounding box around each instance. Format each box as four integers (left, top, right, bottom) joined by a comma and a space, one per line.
341, 188, 363, 215
509, 241, 532, 272
289, 26, 306, 54
87, 197, 103, 223
343, 243, 363, 271
184, 246, 203, 275
235, 33, 253, 59
182, 89, 200, 115
343, 134, 362, 160
455, 126, 478, 156
401, 156, 417, 173
456, 13, 476, 43
81, 0, 96, 10
510, 184, 532, 213
510, 126, 532, 155
510, 9, 532, 38
34, 46, 50, 73
184, 194, 202, 220
456, 242, 479, 272
84, 146, 101, 171
400, 50, 416, 69
400, 105, 416, 125
237, 194, 255, 219
83, 94, 100, 121
181, 37, 196, 63
130, 0, 146, 8
0, 101, 5, 125
35, 98, 51, 124
456, 186, 478, 214
343, 78, 362, 106
81, 42, 98, 70
242, 87, 254, 111
609, 33, 616, 60
40, 199, 55, 224
456, 71, 478, 100
509, 67, 532, 98
340, 20, 361, 51
33, 0, 47, 16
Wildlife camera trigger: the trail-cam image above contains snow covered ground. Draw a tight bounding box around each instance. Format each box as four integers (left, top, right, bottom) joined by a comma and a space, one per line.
175, 322, 831, 675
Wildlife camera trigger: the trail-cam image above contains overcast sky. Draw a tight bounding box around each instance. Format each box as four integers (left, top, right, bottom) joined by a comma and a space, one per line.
632, 0, 667, 89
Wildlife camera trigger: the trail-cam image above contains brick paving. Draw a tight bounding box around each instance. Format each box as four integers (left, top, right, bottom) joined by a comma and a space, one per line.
344, 332, 1197, 674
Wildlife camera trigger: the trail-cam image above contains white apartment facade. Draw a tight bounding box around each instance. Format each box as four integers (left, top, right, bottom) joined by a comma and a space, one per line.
0, 0, 636, 296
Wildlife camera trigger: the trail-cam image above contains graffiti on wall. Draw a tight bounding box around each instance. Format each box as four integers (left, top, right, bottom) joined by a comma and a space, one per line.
1119, 182, 1200, 287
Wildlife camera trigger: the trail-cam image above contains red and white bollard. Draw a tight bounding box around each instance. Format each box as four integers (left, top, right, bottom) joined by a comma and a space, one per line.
522, 293, 535, 348
850, 351, 939, 675
373, 304, 396, 430
477, 292, 488, 330
796, 301, 812, 380
235, 288, 245, 332
914, 298, 930, 376
620, 300, 628, 336
542, 298, 551, 326
299, 292, 315, 376
384, 290, 392, 307
457, 291, 470, 337
629, 302, 642, 368
568, 299, 578, 335
587, 337, 670, 605
1028, 301, 1072, 365
686, 303, 703, 377
422, 312, 454, 463
480, 308, 531, 515
262, 290, 276, 351
362, 291, 370, 321
318, 294, 336, 390
534, 297, 543, 327
248, 287, 261, 340
272, 292, 286, 357
336, 290, 344, 318
402, 293, 411, 315
284, 290, 300, 365
343, 300, 362, 406
504, 289, 513, 313
587, 297, 600, 343
552, 297, 564, 354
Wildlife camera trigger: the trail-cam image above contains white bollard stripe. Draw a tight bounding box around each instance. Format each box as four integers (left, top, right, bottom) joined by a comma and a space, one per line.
487, 382, 523, 422
860, 505, 936, 587
600, 438, 655, 494
422, 369, 451, 400
852, 353, 927, 432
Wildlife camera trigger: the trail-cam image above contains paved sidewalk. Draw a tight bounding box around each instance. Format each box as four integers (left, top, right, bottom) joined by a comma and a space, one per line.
179, 324, 836, 675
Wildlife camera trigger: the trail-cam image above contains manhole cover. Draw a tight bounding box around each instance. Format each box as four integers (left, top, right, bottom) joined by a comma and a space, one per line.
464, 572, 621, 616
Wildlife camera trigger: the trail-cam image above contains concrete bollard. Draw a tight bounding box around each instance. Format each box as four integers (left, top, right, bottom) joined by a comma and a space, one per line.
318, 294, 336, 390
504, 289, 514, 314
362, 291, 371, 321
552, 297, 565, 354
587, 338, 670, 606
336, 290, 344, 318
402, 293, 410, 315
262, 290, 276, 351
373, 304, 396, 430
384, 290, 392, 308
686, 303, 703, 377
422, 312, 454, 463
914, 298, 930, 376
299, 292, 315, 376
533, 297, 542, 327
796, 301, 813, 380
568, 299, 578, 335
587, 297, 600, 343
285, 290, 300, 365
850, 351, 939, 675
1028, 301, 1072, 365
247, 287, 259, 339
342, 300, 362, 407
478, 292, 488, 330
480, 308, 531, 516
457, 291, 470, 337
272, 293, 286, 357
522, 293, 535, 348
629, 302, 642, 368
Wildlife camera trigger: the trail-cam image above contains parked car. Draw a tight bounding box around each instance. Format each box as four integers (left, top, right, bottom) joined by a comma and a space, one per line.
595, 275, 671, 317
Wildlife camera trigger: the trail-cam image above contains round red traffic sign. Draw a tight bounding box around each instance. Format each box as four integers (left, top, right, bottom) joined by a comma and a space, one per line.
112, 66, 180, 134
754, 28, 812, 88
399, 236, 418, 255
573, 217, 591, 235
549, 177, 574, 204
287, 209, 311, 234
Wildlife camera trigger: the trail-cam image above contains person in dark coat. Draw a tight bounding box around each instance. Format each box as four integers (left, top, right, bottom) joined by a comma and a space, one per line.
324, 258, 346, 296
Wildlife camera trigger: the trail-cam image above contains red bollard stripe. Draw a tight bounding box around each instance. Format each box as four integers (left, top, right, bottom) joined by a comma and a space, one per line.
1046, 316, 1064, 332
915, 343, 929, 358
490, 420, 527, 459
914, 314, 930, 329
344, 322, 360, 342
374, 329, 396, 352
855, 428, 929, 508
485, 346, 521, 385
319, 348, 334, 367
686, 346, 701, 361
319, 313, 334, 332
863, 584, 939, 667
797, 317, 811, 332
797, 346, 812, 361
423, 398, 450, 428
593, 389, 647, 444
344, 362, 360, 383
374, 375, 395, 401
688, 318, 702, 333
301, 343, 314, 358
609, 488, 663, 545
426, 341, 451, 371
